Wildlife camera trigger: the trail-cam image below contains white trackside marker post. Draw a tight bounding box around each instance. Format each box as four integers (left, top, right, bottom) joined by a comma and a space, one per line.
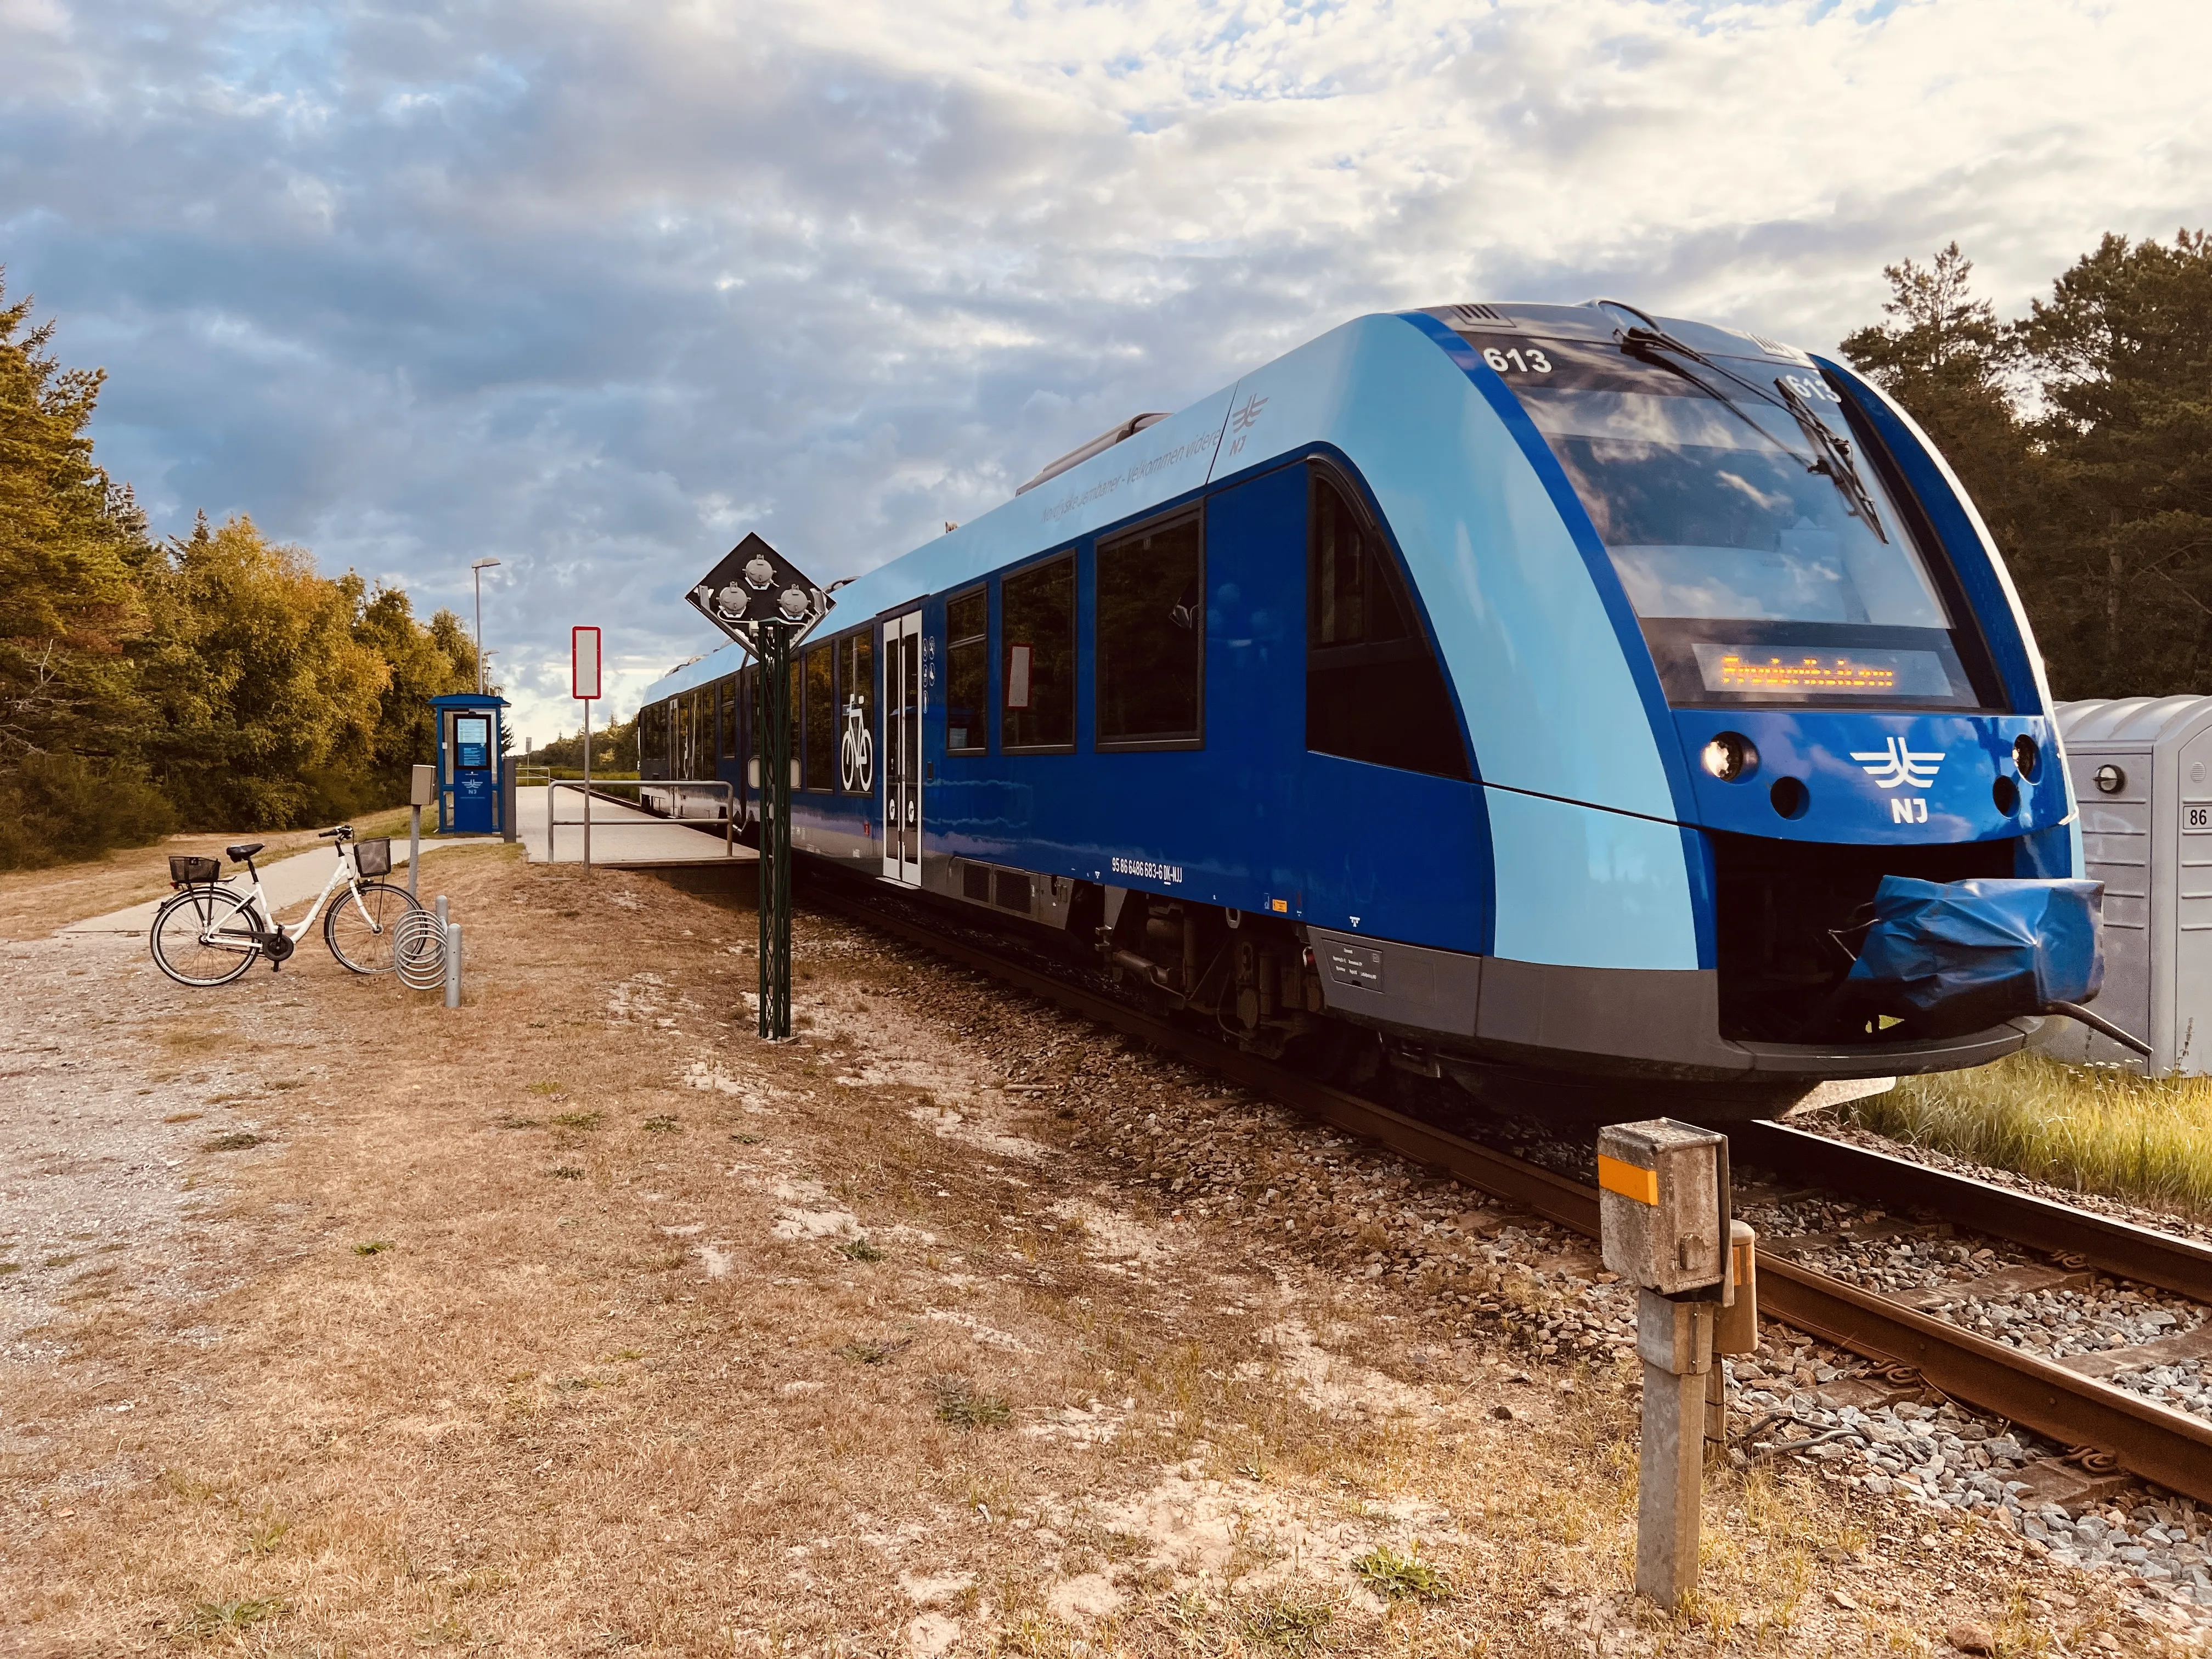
444, 921, 461, 1009
573, 626, 601, 877
1598, 1118, 1756, 1609
408, 764, 435, 901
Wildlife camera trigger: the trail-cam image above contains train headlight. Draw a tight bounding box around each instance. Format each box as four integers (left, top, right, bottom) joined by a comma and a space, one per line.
2014, 734, 2040, 780
1700, 732, 1758, 782
2095, 764, 2126, 794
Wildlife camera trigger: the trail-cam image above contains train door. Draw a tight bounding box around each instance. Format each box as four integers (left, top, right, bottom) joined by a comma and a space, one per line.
883, 612, 922, 884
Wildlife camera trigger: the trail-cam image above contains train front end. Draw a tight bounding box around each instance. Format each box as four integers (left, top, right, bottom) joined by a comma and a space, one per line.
1403, 302, 2105, 1111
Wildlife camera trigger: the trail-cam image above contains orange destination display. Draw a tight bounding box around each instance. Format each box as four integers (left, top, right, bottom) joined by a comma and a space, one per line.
1691, 642, 1956, 700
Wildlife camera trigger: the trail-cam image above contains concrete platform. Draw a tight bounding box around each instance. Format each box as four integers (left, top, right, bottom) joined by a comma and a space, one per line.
517, 786, 755, 868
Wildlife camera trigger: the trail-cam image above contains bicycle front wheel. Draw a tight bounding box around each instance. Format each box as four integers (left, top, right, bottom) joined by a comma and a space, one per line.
324, 880, 421, 974
150, 888, 261, 987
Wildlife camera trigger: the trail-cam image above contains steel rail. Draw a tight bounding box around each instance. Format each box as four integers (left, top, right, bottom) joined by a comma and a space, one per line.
804, 879, 2212, 1505
1730, 1119, 2212, 1304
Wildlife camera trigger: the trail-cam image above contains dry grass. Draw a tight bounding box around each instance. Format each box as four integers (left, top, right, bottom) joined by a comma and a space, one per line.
0, 850, 2165, 1655
1848, 1052, 2212, 1220
0, 804, 416, 940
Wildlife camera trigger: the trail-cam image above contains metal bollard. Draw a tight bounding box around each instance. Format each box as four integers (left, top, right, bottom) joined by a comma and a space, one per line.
444, 921, 461, 1008
435, 894, 448, 929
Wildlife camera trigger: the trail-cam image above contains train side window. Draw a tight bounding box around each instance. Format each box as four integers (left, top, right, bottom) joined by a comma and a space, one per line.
717, 675, 738, 762
641, 702, 664, 770
838, 631, 874, 793
946, 588, 989, 753
1003, 553, 1076, 751
1097, 510, 1203, 748
804, 644, 834, 789
1307, 467, 1472, 781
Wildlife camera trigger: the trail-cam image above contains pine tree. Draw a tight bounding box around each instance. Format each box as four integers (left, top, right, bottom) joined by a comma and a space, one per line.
1838, 243, 2035, 560
0, 274, 172, 866
2017, 231, 2212, 696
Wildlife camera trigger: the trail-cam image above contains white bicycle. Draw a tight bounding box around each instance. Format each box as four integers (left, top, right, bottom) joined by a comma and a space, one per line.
150, 826, 421, 987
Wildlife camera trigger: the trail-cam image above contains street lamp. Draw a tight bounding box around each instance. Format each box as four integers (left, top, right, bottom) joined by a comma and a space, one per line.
471, 558, 501, 693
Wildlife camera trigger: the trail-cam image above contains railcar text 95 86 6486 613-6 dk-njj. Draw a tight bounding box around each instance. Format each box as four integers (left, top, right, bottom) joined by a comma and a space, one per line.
635, 300, 2112, 1120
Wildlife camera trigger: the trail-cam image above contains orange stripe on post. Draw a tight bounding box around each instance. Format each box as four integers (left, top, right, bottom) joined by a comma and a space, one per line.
1598, 1155, 1659, 1205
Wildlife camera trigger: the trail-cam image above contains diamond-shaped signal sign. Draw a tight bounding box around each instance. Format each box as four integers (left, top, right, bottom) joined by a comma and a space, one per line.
687, 532, 833, 650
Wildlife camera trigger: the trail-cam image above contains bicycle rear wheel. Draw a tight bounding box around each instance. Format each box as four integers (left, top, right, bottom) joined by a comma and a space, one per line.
150, 888, 261, 986
324, 880, 420, 974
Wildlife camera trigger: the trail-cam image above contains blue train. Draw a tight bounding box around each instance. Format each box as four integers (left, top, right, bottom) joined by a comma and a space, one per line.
638, 301, 2088, 1117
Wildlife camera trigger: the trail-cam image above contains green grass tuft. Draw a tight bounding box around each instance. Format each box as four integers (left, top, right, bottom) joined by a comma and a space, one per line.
839, 1237, 885, 1262
931, 1379, 1010, 1429
1238, 1596, 1336, 1652
548, 1166, 585, 1181
1351, 1541, 1452, 1601
352, 1241, 390, 1256
204, 1131, 264, 1152
180, 1595, 286, 1638
641, 1115, 680, 1134
549, 1110, 602, 1131
838, 1337, 910, 1365
1848, 1053, 2212, 1218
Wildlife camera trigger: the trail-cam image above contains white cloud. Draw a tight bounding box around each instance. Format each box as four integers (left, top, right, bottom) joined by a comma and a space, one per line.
1, 0, 2203, 739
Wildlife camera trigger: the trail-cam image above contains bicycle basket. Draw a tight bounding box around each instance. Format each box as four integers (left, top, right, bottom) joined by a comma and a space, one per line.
168, 855, 222, 886
353, 837, 393, 878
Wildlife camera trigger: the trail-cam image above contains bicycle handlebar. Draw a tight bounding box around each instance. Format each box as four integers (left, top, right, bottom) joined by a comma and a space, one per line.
317, 825, 357, 841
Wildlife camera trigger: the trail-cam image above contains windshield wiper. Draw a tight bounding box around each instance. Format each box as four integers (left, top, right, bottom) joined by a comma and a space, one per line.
1617, 325, 1888, 543
1770, 376, 1887, 541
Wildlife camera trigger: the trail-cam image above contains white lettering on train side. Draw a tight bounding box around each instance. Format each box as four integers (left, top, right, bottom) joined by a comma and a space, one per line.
1111, 855, 1184, 884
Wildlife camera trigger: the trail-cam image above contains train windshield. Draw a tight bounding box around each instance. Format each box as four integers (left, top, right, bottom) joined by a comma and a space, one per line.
1476, 334, 1985, 709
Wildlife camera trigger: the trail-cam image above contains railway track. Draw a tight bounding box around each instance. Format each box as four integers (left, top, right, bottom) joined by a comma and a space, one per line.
802, 873, 2212, 1510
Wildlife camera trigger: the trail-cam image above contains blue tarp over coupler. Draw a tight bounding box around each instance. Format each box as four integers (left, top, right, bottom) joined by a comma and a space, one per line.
1841, 876, 2145, 1053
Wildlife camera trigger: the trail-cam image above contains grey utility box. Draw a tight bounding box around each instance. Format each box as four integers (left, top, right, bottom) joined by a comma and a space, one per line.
2047, 697, 2212, 1074
1598, 1119, 1726, 1295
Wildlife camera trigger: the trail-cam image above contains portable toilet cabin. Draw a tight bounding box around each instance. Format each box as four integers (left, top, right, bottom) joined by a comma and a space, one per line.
2046, 696, 2212, 1073
431, 692, 511, 837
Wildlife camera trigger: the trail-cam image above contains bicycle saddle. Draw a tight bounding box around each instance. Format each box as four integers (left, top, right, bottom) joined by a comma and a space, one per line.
225, 843, 266, 862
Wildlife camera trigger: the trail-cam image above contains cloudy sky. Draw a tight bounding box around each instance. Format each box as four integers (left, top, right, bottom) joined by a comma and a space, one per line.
3, 0, 2204, 739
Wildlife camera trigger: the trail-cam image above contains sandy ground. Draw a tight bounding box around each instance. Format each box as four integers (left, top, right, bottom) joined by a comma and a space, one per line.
0, 849, 2176, 1656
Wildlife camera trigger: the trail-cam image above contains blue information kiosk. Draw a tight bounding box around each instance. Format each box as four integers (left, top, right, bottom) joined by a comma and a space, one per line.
431, 692, 510, 836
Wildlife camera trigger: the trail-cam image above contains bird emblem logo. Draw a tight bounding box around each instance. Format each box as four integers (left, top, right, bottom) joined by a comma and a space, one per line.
1849, 737, 1944, 791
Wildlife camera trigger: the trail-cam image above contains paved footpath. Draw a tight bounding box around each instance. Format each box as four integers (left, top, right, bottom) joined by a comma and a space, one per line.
57, 836, 472, 936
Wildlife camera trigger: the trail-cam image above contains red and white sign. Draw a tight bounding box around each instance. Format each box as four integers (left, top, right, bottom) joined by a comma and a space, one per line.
572, 626, 602, 701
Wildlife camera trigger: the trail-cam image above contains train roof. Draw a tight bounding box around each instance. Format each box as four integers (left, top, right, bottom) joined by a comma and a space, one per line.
640, 300, 1819, 707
